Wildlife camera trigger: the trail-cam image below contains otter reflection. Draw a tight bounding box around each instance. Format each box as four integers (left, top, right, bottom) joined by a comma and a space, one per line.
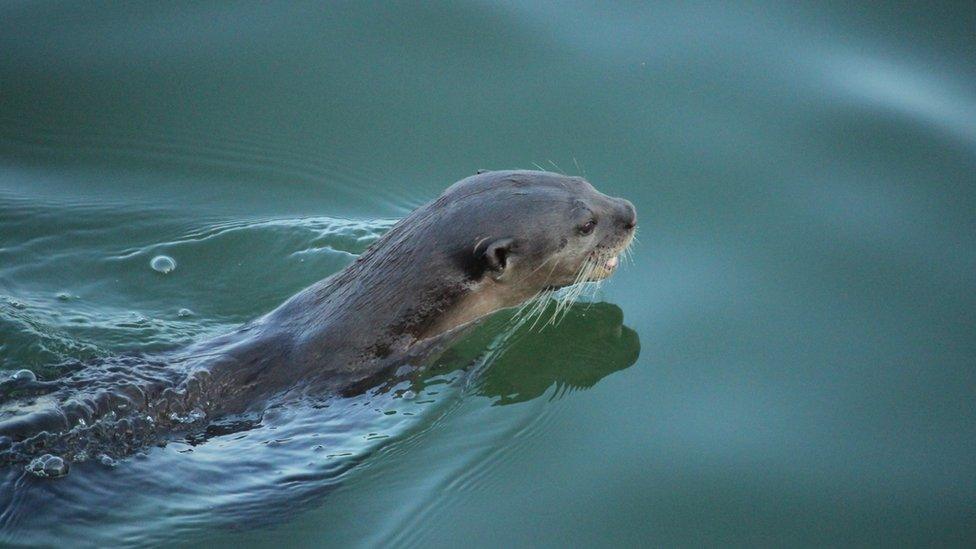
406, 302, 640, 405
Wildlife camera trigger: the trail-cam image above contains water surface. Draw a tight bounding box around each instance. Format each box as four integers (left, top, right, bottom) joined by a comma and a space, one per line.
1, 2, 975, 546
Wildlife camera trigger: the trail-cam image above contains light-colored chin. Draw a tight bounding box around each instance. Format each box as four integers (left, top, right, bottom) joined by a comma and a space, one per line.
586, 252, 621, 282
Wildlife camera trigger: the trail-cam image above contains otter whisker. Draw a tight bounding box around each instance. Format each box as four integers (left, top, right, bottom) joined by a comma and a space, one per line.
507, 255, 565, 332
509, 288, 550, 333
543, 255, 561, 284
561, 277, 594, 323
521, 253, 568, 332
572, 156, 586, 178
544, 284, 573, 328
548, 256, 595, 327
514, 281, 553, 321
622, 243, 634, 266
526, 290, 555, 331
511, 255, 564, 332
526, 293, 556, 331
580, 266, 605, 314
527, 287, 560, 332
509, 291, 539, 322
513, 254, 558, 286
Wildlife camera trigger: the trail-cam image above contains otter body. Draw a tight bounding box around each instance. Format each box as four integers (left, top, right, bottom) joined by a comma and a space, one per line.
0, 170, 636, 462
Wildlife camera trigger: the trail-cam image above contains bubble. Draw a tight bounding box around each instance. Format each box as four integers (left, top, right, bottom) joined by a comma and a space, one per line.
402, 390, 417, 400
11, 369, 36, 382
150, 255, 177, 274
168, 408, 205, 425
26, 454, 69, 478
177, 308, 193, 318
98, 454, 117, 467
56, 292, 72, 301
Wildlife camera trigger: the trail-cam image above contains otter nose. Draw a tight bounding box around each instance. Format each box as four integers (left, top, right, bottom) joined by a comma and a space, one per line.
617, 198, 637, 230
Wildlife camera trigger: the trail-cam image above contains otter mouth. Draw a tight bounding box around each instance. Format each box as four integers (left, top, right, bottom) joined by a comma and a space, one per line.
587, 240, 631, 281
588, 254, 620, 281
585, 231, 634, 282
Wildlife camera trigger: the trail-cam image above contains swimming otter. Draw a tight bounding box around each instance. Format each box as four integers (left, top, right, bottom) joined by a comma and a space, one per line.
0, 170, 636, 465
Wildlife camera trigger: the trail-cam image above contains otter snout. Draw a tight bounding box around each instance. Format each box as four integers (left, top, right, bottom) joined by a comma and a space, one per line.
615, 198, 637, 230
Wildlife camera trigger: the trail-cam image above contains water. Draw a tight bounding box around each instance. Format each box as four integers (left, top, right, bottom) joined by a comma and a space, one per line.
1, 2, 974, 546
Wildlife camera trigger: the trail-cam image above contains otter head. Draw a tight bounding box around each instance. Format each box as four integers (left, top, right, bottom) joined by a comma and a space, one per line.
333, 169, 637, 344
440, 170, 637, 308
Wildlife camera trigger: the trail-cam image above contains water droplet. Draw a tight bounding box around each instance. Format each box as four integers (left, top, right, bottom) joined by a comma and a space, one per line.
150, 255, 177, 274
168, 408, 205, 425
98, 454, 117, 467
26, 454, 69, 478
177, 308, 193, 318
11, 369, 36, 382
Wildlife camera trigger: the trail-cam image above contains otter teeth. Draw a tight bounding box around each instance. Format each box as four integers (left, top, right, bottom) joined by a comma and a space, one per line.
605, 256, 619, 270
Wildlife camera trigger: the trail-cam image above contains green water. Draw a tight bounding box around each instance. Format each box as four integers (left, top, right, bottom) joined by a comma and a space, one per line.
1, 2, 975, 546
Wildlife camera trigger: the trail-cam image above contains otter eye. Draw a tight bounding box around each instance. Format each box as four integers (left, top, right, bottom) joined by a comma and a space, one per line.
578, 219, 597, 236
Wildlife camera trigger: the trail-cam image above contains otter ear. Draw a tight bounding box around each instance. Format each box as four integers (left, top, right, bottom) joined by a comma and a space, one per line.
483, 237, 515, 275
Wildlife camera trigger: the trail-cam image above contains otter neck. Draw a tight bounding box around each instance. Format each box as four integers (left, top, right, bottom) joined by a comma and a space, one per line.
418, 278, 521, 340
327, 260, 522, 350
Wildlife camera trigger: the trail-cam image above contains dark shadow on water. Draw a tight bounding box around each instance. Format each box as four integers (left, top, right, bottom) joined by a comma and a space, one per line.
410, 301, 640, 405
479, 303, 640, 405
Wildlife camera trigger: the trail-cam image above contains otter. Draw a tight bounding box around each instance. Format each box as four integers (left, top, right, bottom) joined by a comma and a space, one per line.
0, 170, 636, 467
